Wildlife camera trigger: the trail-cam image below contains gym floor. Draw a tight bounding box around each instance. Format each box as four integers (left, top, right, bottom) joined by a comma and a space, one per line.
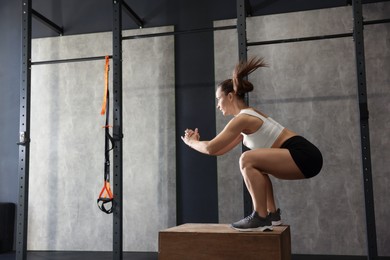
1, 252, 389, 260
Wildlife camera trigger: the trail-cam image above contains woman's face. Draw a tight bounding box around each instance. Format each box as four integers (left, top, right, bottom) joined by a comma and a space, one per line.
216, 87, 232, 116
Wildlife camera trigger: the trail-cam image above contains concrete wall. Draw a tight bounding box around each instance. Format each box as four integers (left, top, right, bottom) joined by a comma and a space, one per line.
214, 2, 389, 256
28, 26, 175, 251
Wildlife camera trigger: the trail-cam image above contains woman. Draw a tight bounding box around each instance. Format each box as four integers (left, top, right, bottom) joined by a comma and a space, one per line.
181, 57, 323, 232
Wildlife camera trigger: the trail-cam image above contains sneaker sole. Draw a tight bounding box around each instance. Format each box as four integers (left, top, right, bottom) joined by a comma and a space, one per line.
272, 220, 282, 226
231, 225, 273, 232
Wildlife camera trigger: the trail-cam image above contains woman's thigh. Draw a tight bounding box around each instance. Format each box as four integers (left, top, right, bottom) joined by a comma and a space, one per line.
240, 148, 305, 180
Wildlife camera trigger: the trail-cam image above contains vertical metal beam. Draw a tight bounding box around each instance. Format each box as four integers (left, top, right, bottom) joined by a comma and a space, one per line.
237, 0, 248, 65
237, 0, 252, 217
351, 1, 378, 259
16, 1, 32, 260
112, 0, 123, 259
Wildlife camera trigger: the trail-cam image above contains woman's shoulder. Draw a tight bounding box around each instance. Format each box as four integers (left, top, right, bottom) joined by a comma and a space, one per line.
234, 109, 265, 134
226, 113, 253, 131
239, 108, 268, 118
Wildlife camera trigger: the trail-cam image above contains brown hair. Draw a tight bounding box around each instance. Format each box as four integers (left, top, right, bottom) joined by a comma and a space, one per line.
218, 57, 267, 100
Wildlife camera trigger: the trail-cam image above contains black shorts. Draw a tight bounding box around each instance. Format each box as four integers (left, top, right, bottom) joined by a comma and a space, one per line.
281, 136, 323, 178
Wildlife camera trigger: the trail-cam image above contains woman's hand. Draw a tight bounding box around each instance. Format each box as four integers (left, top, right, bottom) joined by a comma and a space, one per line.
181, 128, 200, 147
181, 126, 241, 155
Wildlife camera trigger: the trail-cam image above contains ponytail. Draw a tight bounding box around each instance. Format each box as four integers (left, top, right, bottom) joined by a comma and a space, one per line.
232, 57, 267, 98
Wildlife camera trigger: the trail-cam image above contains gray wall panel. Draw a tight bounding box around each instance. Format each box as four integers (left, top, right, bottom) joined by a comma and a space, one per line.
365, 22, 390, 256
30, 61, 109, 250
246, 6, 352, 43
122, 27, 176, 251
247, 39, 366, 255
29, 27, 175, 251
214, 2, 389, 256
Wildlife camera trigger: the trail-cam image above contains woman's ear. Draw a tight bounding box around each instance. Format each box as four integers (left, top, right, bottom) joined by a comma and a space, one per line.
228, 92, 234, 102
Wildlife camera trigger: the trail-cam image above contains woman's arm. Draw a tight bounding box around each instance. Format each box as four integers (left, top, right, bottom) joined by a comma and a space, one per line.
181, 116, 245, 156
213, 134, 243, 155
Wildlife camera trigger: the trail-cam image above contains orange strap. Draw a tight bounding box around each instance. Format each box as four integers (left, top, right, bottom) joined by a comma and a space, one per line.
100, 56, 110, 115
98, 181, 114, 199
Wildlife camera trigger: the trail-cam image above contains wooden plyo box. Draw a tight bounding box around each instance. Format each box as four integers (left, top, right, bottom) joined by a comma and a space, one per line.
159, 224, 291, 260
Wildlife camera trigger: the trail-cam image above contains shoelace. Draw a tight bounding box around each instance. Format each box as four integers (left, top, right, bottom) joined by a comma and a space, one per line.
244, 211, 256, 221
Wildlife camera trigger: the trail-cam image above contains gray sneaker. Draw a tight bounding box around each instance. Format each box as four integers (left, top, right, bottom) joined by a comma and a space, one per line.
231, 211, 273, 232
268, 208, 282, 226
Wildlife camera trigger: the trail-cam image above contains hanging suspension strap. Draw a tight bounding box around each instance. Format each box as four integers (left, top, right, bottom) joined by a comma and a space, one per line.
97, 56, 115, 214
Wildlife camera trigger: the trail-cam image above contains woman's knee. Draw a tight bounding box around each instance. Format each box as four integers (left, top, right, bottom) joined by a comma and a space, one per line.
239, 151, 256, 171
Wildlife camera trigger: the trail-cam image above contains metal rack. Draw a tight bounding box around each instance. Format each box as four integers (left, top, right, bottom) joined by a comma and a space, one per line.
17, 1, 128, 259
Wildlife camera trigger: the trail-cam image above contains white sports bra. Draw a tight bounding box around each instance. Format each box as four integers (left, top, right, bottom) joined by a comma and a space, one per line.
239, 109, 285, 149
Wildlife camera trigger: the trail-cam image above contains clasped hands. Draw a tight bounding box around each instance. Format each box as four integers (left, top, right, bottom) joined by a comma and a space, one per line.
181, 128, 200, 146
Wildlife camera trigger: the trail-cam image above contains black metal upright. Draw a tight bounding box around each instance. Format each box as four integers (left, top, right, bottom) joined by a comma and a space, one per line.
16, 1, 32, 259
237, 0, 253, 217
351, 1, 378, 259
237, 0, 248, 64
112, 0, 124, 259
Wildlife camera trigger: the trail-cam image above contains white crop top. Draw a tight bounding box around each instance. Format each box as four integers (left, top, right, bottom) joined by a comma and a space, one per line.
239, 109, 285, 149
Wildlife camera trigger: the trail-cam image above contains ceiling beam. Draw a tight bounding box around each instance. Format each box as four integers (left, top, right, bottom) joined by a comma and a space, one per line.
32, 9, 63, 35
122, 1, 143, 28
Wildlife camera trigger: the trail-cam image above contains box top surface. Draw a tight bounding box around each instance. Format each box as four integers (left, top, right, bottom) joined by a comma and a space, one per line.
160, 224, 289, 235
